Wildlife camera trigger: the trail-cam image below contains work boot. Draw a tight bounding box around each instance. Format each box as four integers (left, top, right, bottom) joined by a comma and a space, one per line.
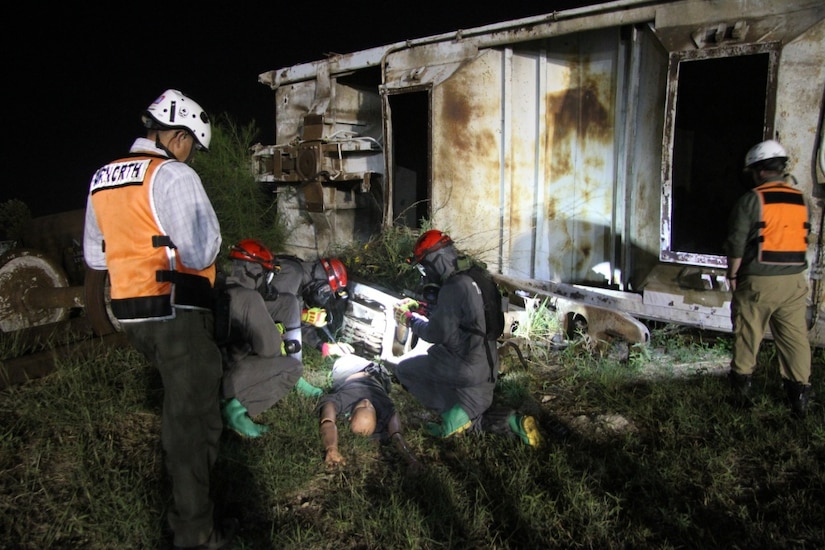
508, 413, 542, 447
221, 398, 269, 438
783, 379, 812, 418
425, 404, 472, 438
295, 376, 323, 397
728, 371, 753, 406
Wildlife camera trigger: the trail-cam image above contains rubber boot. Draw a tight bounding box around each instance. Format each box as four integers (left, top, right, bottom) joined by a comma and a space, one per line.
728, 371, 753, 407
507, 412, 542, 447
783, 379, 812, 418
221, 398, 269, 438
425, 404, 472, 438
295, 377, 323, 397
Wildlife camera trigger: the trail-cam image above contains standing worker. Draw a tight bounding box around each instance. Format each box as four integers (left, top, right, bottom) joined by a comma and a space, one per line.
725, 139, 813, 417
392, 230, 541, 446
83, 90, 236, 549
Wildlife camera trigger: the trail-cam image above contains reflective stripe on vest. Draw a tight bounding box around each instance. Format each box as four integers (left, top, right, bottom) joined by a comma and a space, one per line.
753, 182, 809, 265
89, 154, 216, 320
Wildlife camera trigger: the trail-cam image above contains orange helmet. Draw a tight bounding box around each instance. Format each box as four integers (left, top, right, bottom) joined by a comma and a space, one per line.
229, 239, 275, 271
320, 258, 348, 298
411, 230, 453, 264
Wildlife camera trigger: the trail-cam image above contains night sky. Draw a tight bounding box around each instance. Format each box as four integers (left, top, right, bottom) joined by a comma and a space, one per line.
6, 2, 597, 218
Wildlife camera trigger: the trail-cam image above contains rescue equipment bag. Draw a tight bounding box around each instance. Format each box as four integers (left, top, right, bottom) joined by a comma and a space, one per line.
459, 265, 505, 381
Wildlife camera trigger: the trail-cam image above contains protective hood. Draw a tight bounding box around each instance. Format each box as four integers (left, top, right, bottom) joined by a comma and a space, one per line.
226, 259, 269, 292
421, 243, 458, 284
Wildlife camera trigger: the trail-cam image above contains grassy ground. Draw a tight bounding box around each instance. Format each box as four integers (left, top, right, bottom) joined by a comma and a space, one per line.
1, 324, 823, 549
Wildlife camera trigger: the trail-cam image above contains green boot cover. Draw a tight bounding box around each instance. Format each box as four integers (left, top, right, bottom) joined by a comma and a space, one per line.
295, 377, 323, 397
508, 413, 542, 447
222, 398, 269, 438
426, 404, 472, 438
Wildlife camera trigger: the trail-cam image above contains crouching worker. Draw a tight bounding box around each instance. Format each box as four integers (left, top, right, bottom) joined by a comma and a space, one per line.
264, 254, 354, 397
393, 230, 541, 447
318, 355, 420, 471
220, 239, 303, 438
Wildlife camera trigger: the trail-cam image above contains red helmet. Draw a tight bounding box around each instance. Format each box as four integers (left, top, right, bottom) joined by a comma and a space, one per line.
411, 230, 453, 264
320, 258, 348, 296
229, 239, 275, 270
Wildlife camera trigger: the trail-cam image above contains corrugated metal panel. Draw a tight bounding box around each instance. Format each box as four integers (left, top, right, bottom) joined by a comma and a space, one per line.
538, 30, 618, 285
431, 50, 504, 267
431, 30, 621, 285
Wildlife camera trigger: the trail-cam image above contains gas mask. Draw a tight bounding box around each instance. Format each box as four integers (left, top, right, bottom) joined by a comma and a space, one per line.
306, 280, 335, 309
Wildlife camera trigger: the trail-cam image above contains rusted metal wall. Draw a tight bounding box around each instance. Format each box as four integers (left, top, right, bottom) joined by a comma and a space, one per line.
256, 0, 825, 341
777, 17, 825, 343
431, 29, 625, 287
625, 26, 667, 291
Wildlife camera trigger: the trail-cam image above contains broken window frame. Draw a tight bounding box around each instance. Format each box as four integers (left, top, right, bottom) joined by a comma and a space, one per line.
659, 42, 780, 268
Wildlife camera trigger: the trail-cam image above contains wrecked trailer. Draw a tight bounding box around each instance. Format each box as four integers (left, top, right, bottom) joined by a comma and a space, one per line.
252, 0, 825, 357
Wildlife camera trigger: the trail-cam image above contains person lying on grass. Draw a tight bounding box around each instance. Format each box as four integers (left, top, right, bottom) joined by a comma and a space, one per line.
318, 354, 420, 471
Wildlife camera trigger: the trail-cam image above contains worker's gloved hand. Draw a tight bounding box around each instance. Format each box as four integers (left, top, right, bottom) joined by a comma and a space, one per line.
393, 298, 419, 326
302, 307, 328, 327
321, 342, 355, 357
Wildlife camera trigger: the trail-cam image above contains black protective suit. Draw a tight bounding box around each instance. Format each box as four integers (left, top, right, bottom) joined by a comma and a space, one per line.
265, 255, 344, 360
221, 260, 302, 417
394, 246, 499, 429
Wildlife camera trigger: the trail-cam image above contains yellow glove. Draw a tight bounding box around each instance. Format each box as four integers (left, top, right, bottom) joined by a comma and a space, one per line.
393, 298, 419, 326
302, 307, 328, 327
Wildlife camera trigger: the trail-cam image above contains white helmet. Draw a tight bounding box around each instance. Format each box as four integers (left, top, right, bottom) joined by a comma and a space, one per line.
141, 89, 212, 151
744, 139, 788, 170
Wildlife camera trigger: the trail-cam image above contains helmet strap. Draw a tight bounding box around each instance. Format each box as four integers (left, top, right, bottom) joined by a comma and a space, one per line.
154, 133, 177, 160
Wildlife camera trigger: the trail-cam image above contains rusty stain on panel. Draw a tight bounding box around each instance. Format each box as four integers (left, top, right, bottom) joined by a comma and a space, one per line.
432, 51, 504, 252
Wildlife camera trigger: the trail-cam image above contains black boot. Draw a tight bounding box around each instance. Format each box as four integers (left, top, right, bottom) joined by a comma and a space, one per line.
728, 371, 753, 406
783, 379, 812, 418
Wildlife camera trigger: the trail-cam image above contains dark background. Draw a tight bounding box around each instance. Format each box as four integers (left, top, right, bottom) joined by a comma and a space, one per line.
5, 2, 597, 218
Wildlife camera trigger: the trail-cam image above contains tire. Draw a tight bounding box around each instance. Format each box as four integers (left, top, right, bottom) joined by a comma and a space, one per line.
83, 268, 121, 336
0, 248, 70, 332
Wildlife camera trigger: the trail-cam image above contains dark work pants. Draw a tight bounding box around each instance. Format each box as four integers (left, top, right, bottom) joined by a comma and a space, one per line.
124, 308, 224, 547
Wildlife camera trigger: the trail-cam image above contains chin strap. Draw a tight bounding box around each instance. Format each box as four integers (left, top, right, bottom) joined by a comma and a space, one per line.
154, 135, 175, 159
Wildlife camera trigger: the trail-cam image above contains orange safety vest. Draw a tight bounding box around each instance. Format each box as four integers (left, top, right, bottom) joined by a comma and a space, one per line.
89, 153, 216, 320
753, 181, 809, 266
